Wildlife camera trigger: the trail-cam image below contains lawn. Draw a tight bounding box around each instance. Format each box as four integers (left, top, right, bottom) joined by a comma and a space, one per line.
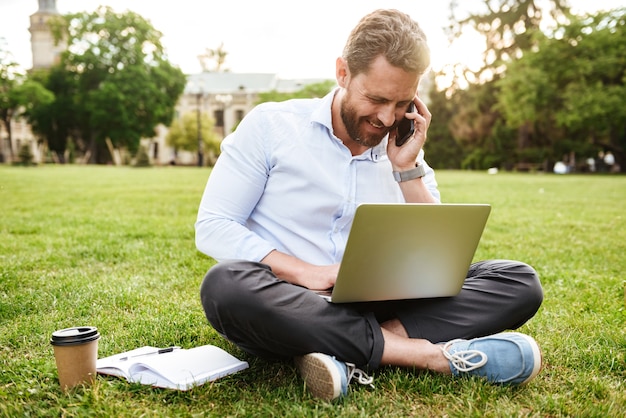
0, 165, 624, 417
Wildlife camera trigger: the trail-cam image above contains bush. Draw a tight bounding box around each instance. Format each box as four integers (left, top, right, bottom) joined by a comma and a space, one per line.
133, 146, 151, 167
17, 144, 35, 166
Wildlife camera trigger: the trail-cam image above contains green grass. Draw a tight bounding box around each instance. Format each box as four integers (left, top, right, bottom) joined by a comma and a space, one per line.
1, 165, 624, 417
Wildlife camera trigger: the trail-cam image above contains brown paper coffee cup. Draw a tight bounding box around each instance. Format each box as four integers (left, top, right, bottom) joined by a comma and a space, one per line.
51, 326, 100, 391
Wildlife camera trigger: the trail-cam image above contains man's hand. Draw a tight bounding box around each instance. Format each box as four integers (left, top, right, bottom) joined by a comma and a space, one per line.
387, 95, 432, 171
261, 250, 339, 291
296, 264, 340, 291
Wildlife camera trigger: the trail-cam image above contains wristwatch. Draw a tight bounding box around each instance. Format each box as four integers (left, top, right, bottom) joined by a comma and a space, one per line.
393, 163, 427, 182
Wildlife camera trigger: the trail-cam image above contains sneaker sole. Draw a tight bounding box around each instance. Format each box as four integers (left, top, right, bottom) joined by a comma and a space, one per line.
295, 353, 342, 400
510, 332, 542, 385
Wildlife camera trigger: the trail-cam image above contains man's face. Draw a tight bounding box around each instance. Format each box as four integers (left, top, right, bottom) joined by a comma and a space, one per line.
340, 92, 386, 148
338, 56, 420, 148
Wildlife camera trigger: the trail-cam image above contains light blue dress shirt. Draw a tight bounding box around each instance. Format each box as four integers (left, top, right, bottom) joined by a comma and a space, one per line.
195, 90, 440, 265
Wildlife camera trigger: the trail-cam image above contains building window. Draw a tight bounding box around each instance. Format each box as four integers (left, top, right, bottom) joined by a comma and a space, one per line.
214, 110, 224, 127
236, 109, 244, 123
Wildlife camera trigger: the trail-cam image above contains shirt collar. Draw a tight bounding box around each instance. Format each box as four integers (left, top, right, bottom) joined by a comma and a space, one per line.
311, 88, 388, 161
310, 88, 337, 131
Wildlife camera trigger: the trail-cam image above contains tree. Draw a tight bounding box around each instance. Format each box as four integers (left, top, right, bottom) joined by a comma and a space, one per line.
47, 6, 186, 163
256, 80, 336, 103
198, 43, 229, 72
11, 79, 55, 129
0, 47, 23, 161
446, 0, 570, 84
424, 76, 465, 169
166, 112, 220, 165
27, 66, 79, 163
1, 42, 53, 162
448, 80, 518, 169
439, 0, 574, 169
497, 8, 626, 171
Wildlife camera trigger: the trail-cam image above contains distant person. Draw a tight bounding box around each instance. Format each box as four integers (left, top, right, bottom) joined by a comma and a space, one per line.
195, 9, 543, 401
603, 151, 615, 172
554, 161, 568, 174
567, 151, 576, 173
597, 151, 607, 172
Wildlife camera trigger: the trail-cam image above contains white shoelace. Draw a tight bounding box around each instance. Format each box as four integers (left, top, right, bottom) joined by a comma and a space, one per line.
346, 362, 375, 389
441, 339, 488, 372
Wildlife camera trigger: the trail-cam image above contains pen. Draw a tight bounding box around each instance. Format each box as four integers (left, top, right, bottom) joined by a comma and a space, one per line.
119, 346, 181, 361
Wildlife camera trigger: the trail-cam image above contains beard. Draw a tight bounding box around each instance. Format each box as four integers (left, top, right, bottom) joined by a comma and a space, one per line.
340, 100, 392, 148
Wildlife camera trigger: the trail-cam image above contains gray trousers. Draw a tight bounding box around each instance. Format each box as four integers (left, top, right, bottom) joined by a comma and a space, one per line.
200, 259, 543, 370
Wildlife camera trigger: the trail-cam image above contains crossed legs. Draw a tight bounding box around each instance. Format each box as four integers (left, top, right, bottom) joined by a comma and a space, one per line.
200, 259, 543, 371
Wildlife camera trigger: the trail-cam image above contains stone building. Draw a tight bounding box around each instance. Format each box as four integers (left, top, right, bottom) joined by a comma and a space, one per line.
30, 0, 65, 70
0, 0, 329, 164
151, 73, 326, 165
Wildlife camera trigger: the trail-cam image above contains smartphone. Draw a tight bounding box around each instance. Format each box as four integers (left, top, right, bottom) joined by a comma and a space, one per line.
396, 102, 415, 146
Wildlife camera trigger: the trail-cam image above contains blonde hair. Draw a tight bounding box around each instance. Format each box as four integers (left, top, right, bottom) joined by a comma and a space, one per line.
342, 9, 430, 76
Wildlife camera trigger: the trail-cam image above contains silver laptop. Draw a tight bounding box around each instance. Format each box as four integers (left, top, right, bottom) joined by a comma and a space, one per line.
321, 203, 491, 303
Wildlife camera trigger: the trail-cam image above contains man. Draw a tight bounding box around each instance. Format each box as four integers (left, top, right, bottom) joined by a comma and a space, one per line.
196, 9, 543, 401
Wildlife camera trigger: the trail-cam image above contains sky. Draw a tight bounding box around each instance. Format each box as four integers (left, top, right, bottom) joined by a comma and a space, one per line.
0, 0, 623, 79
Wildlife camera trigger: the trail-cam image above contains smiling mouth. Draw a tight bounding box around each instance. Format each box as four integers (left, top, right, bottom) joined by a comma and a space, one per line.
368, 120, 385, 129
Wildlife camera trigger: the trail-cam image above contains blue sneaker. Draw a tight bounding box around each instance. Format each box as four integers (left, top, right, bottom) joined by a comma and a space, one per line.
295, 353, 373, 400
442, 332, 542, 385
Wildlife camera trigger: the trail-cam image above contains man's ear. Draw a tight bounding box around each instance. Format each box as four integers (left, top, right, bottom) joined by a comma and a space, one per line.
335, 57, 350, 87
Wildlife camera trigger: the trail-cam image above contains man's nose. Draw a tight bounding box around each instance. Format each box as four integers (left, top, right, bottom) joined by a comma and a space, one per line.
377, 104, 397, 127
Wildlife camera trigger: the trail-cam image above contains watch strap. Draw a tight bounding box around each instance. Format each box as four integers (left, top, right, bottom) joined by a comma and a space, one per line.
393, 164, 426, 182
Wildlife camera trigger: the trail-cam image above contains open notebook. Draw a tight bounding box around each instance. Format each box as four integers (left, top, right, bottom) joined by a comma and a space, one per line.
320, 203, 491, 303
96, 345, 248, 390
